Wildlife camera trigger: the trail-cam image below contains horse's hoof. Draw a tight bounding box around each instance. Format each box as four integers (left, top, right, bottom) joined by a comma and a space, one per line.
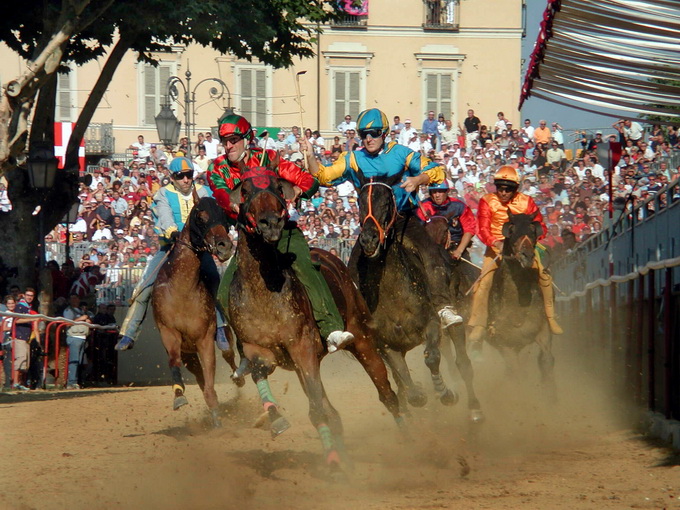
211, 409, 222, 428
440, 389, 459, 406
407, 390, 428, 408
231, 372, 246, 388
173, 395, 189, 411
469, 409, 485, 424
270, 416, 291, 438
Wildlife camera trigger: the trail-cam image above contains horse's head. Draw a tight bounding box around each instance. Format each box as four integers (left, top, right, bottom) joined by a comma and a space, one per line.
357, 175, 400, 258
424, 216, 451, 250
189, 196, 234, 262
230, 166, 295, 243
501, 210, 542, 269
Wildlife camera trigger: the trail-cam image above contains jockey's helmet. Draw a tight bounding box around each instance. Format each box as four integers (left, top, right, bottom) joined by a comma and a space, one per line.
356, 108, 390, 139
168, 157, 194, 178
218, 114, 253, 141
428, 181, 449, 192
494, 165, 520, 188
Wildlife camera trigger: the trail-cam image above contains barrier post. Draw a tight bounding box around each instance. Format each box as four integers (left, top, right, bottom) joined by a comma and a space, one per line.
625, 279, 635, 396
647, 270, 656, 411
636, 273, 645, 405
609, 282, 618, 384
663, 268, 673, 419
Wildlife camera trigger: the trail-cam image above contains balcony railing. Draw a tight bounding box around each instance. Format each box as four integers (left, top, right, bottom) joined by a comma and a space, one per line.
423, 0, 459, 30
332, 13, 368, 28
85, 122, 115, 155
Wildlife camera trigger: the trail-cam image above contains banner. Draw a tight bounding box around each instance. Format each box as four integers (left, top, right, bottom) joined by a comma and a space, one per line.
338, 0, 368, 16
54, 122, 85, 173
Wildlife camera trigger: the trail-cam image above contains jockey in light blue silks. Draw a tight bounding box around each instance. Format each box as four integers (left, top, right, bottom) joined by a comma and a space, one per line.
115, 157, 230, 351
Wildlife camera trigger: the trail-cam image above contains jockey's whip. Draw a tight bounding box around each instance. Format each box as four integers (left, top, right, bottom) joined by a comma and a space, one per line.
464, 253, 501, 297
294, 70, 308, 170
459, 257, 482, 270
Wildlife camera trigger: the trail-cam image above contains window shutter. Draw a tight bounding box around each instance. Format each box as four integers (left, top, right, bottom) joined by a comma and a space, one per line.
57, 72, 72, 121
348, 72, 360, 119
440, 73, 452, 117
240, 69, 253, 120
426, 74, 438, 114
144, 65, 157, 125
255, 70, 266, 126
334, 71, 346, 126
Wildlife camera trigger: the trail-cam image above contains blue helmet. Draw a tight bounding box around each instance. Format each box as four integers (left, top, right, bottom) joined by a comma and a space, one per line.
356, 108, 389, 137
428, 181, 450, 192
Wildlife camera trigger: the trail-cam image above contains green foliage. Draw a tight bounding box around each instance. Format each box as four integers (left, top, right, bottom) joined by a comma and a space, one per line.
642, 78, 680, 126
0, 0, 341, 71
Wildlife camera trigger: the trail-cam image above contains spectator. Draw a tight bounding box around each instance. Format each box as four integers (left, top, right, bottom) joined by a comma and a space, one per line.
391, 115, 405, 134
533, 120, 551, 147
337, 115, 356, 134
398, 119, 417, 146
129, 135, 151, 159
63, 293, 91, 389
422, 110, 438, 147
1, 295, 16, 390
463, 109, 481, 148
12, 288, 39, 390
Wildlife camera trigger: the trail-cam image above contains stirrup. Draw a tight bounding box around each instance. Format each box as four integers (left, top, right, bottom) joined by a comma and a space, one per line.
326, 330, 354, 353
115, 335, 135, 351
438, 307, 463, 327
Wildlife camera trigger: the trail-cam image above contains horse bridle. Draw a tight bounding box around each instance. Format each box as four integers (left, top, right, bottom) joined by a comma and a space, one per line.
360, 180, 398, 246
239, 180, 288, 235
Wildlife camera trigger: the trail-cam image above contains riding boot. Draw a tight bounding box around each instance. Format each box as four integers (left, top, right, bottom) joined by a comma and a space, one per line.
467, 247, 500, 334
535, 256, 564, 335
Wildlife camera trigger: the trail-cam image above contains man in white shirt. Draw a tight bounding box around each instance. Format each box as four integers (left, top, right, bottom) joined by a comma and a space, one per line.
336, 115, 356, 134
520, 119, 535, 144
623, 119, 643, 142
202, 131, 219, 160
407, 131, 421, 152
192, 146, 212, 174
129, 135, 151, 159
398, 119, 417, 146
440, 119, 458, 147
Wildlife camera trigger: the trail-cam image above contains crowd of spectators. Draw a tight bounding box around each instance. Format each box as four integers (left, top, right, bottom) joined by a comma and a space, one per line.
36, 112, 680, 295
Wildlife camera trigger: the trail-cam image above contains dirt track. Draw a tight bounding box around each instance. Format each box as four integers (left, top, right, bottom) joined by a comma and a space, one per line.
1, 339, 679, 510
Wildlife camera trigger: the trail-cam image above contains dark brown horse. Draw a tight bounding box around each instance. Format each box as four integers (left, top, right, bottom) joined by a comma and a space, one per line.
350, 176, 483, 422
487, 211, 555, 395
223, 167, 401, 471
152, 196, 237, 427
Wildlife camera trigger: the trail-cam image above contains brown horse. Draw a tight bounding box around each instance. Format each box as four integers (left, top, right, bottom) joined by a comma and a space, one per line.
487, 211, 555, 395
350, 176, 483, 422
152, 196, 237, 427
223, 166, 401, 472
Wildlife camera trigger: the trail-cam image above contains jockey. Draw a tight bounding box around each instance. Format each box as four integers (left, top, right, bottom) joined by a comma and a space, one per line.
115, 157, 228, 351
208, 114, 354, 353
416, 181, 477, 260
467, 166, 564, 343
302, 108, 463, 327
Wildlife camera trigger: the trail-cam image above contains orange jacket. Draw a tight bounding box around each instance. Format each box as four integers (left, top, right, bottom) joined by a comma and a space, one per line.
477, 192, 546, 247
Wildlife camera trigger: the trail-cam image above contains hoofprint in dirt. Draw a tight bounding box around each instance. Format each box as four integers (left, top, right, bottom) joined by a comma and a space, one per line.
0, 345, 678, 510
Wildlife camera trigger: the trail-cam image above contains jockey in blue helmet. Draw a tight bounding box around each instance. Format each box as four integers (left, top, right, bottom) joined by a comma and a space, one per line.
301, 108, 463, 328
115, 157, 231, 352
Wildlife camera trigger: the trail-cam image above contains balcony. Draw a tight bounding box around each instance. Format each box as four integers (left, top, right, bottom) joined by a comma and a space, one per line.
423, 0, 459, 31
85, 122, 115, 155
332, 13, 368, 28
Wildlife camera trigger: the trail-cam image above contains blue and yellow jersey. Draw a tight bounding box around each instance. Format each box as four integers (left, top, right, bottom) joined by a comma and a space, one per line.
315, 142, 444, 211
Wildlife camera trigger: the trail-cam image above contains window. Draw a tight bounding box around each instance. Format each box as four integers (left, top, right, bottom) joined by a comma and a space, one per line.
56, 69, 77, 122
332, 70, 362, 128
424, 73, 453, 118
423, 0, 459, 30
238, 67, 268, 127
140, 63, 174, 126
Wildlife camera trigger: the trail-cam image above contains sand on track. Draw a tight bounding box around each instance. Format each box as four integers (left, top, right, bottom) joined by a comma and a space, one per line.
1, 337, 678, 510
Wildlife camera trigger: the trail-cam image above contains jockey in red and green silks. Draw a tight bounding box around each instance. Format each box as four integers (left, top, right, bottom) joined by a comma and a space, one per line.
208, 114, 354, 352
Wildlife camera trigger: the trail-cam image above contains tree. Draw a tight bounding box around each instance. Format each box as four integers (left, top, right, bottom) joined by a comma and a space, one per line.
0, 0, 339, 292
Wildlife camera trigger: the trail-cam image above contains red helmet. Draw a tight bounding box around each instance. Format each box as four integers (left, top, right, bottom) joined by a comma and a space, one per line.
218, 114, 253, 141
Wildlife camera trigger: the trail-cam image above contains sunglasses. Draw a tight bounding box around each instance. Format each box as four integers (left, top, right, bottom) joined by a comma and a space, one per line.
172, 171, 193, 180
358, 128, 384, 140
496, 184, 518, 193
221, 134, 246, 145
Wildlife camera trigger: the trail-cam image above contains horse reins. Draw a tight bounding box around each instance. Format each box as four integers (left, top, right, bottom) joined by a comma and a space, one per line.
239, 182, 288, 235
360, 180, 398, 246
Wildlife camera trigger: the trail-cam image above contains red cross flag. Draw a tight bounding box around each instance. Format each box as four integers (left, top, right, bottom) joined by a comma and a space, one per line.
54, 122, 85, 173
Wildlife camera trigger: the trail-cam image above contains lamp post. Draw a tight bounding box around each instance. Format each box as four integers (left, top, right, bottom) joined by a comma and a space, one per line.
27, 140, 59, 269
155, 63, 232, 159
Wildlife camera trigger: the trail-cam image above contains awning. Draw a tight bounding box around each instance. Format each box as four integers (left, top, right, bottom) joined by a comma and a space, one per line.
519, 0, 680, 121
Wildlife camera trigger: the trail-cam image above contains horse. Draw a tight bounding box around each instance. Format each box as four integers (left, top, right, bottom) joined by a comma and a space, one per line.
486, 211, 556, 395
350, 175, 483, 422
223, 166, 401, 472
151, 195, 238, 427
423, 214, 481, 382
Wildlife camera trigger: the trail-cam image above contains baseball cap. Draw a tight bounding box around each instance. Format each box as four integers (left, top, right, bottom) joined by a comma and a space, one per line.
290, 152, 304, 162
404, 119, 411, 124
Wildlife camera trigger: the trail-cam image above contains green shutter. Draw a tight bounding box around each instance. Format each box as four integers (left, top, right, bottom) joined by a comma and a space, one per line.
440, 73, 452, 118
349, 72, 360, 119
255, 69, 266, 126
334, 71, 346, 126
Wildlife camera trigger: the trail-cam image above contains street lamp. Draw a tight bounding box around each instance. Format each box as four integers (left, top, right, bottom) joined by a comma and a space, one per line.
156, 62, 233, 158
27, 140, 59, 270
154, 99, 182, 146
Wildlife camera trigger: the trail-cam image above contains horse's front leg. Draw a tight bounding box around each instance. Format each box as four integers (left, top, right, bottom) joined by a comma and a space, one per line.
196, 328, 221, 428
288, 333, 345, 474
381, 346, 427, 409
536, 323, 557, 402
424, 320, 458, 406
244, 343, 290, 438
445, 324, 484, 423
159, 324, 188, 411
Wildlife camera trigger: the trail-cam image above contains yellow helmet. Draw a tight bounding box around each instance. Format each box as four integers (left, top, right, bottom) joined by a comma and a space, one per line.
494, 165, 520, 187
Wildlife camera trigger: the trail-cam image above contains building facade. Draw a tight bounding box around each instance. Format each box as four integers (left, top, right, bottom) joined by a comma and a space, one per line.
0, 0, 524, 157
